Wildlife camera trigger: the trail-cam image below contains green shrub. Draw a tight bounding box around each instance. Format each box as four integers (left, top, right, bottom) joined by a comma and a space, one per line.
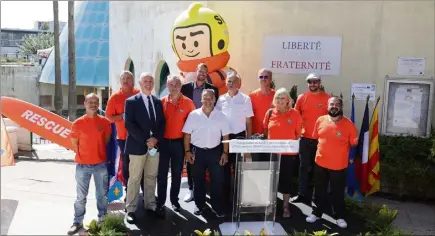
345, 198, 405, 235
86, 215, 128, 236
379, 133, 435, 200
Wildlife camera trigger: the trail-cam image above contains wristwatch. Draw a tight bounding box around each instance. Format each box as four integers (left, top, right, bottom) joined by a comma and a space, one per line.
185, 150, 192, 153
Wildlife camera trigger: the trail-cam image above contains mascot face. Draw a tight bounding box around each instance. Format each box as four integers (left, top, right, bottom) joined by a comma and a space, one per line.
173, 24, 212, 60
172, 2, 229, 61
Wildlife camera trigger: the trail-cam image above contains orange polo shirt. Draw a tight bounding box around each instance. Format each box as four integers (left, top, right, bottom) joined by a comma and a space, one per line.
313, 115, 358, 170
249, 88, 276, 134
161, 95, 195, 139
105, 88, 140, 140
294, 91, 330, 139
70, 115, 112, 165
263, 108, 302, 155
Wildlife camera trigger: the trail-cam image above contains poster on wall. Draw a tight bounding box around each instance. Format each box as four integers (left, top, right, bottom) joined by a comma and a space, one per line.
351, 83, 376, 101
392, 87, 423, 129
397, 57, 425, 76
262, 36, 342, 76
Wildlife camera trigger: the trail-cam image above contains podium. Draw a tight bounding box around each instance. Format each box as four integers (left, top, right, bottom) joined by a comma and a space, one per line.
219, 139, 299, 235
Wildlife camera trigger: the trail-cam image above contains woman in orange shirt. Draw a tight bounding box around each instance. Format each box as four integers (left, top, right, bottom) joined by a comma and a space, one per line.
263, 87, 302, 218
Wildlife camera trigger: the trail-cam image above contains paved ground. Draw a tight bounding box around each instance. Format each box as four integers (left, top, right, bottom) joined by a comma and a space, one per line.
2, 148, 435, 235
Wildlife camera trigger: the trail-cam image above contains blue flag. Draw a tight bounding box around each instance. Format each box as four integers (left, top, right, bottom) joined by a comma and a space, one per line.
102, 108, 124, 203
346, 97, 363, 200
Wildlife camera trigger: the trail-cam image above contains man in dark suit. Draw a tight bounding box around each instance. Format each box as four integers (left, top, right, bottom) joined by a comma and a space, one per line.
180, 63, 218, 203
124, 72, 166, 223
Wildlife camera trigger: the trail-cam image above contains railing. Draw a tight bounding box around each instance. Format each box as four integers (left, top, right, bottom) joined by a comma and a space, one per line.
31, 132, 53, 145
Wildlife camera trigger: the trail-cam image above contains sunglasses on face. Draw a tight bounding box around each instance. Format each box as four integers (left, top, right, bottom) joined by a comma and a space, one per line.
258, 75, 269, 80
307, 80, 320, 84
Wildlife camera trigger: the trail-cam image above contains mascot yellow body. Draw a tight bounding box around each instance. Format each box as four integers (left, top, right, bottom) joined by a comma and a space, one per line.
171, 2, 237, 95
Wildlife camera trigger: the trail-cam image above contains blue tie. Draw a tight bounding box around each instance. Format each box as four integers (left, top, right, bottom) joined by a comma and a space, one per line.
147, 96, 156, 125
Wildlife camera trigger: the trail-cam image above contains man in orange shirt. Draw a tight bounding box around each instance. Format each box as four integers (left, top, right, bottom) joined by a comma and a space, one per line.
292, 72, 330, 205
68, 93, 112, 235
105, 71, 141, 196
157, 75, 195, 212
249, 68, 276, 135
249, 68, 276, 161
305, 96, 358, 229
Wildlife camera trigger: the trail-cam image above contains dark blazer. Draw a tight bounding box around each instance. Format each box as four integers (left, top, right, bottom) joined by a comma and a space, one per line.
180, 81, 219, 106
124, 93, 165, 156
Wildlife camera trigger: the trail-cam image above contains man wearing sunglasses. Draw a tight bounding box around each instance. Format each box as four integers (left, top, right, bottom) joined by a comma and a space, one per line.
249, 68, 276, 137
292, 72, 330, 205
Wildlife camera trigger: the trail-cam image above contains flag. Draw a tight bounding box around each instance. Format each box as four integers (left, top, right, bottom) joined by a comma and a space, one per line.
355, 97, 370, 194
346, 94, 363, 200
367, 97, 381, 196
105, 115, 123, 202
1, 116, 15, 167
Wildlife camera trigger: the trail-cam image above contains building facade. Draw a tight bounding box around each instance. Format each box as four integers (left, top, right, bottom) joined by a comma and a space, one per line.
0, 28, 48, 58
109, 1, 435, 134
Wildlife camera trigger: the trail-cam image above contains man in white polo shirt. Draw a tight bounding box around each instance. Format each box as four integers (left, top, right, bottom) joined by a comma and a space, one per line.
216, 72, 254, 211
182, 89, 230, 217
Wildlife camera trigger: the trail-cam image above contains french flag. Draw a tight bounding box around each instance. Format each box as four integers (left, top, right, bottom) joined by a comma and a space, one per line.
355, 100, 370, 194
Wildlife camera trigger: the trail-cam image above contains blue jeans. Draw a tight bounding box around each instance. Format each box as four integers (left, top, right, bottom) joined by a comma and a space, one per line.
73, 162, 108, 224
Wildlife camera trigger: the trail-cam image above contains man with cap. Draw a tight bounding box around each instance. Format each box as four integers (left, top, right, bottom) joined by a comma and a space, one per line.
292, 72, 330, 205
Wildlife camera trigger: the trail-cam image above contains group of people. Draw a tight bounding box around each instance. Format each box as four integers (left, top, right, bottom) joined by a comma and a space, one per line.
67, 63, 358, 235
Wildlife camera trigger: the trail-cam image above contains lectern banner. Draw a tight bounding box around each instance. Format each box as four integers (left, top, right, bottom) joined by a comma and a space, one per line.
227, 139, 299, 153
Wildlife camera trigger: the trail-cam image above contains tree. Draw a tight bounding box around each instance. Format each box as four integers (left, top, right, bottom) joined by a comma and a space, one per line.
68, 1, 77, 121
53, 1, 63, 116
18, 33, 54, 56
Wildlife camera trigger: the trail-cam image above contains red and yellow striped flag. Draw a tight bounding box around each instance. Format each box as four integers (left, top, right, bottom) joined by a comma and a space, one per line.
367, 97, 381, 196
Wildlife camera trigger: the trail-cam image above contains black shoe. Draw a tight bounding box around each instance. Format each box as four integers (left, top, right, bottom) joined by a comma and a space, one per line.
194, 206, 205, 215
291, 195, 310, 204
67, 223, 83, 235
211, 208, 225, 218
172, 203, 182, 212
126, 212, 136, 224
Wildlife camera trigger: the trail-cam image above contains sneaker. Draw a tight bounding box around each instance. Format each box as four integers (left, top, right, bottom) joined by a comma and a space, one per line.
67, 223, 83, 235
184, 190, 194, 202
336, 219, 348, 228
194, 206, 205, 215
125, 212, 136, 224
306, 214, 319, 223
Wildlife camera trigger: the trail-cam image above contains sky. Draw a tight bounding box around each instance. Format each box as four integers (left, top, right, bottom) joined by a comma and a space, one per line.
1, 1, 68, 29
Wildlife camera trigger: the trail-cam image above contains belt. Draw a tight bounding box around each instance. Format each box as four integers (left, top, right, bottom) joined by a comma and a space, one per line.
192, 144, 220, 151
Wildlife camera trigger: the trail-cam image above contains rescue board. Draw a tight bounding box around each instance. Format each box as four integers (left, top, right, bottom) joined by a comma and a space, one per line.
0, 96, 74, 150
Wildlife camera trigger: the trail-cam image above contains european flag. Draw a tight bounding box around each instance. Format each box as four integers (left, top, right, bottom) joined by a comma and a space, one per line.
102, 108, 123, 202
346, 95, 363, 200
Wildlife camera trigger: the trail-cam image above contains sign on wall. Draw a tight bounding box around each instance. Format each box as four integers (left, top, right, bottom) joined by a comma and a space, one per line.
351, 83, 376, 101
262, 36, 342, 76
397, 57, 425, 76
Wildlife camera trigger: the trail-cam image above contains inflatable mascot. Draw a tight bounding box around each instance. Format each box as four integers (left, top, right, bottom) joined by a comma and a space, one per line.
171, 2, 237, 95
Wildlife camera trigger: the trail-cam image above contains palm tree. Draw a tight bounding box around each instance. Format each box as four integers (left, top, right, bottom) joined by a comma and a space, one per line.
53, 1, 63, 116
68, 1, 77, 121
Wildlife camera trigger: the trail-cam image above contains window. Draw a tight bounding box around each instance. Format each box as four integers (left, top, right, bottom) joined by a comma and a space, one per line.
77, 95, 85, 104
40, 95, 52, 107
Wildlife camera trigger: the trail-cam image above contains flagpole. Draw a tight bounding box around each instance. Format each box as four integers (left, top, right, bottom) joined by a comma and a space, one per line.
370, 96, 381, 123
